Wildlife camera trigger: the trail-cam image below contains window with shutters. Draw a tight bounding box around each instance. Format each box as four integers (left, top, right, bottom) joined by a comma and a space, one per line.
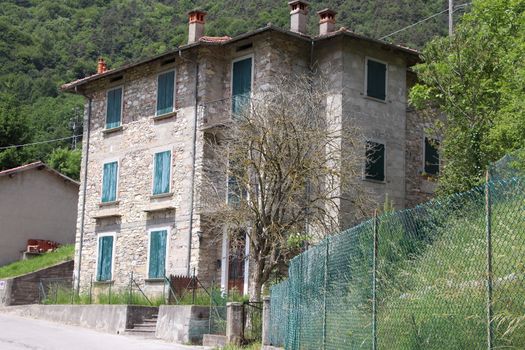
231, 56, 252, 116
156, 70, 175, 116
148, 229, 168, 279
106, 87, 123, 129
365, 58, 387, 101
101, 161, 118, 203
96, 234, 114, 281
424, 137, 440, 175
152, 150, 171, 195
365, 141, 386, 182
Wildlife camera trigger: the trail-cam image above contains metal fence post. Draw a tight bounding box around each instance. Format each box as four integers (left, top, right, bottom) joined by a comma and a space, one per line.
372, 210, 378, 350
192, 267, 196, 305
128, 271, 133, 305
485, 169, 494, 350
89, 274, 93, 304
322, 240, 329, 350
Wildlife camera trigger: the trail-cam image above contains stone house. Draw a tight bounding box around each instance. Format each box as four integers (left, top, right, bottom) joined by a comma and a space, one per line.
0, 162, 78, 266
62, 1, 439, 296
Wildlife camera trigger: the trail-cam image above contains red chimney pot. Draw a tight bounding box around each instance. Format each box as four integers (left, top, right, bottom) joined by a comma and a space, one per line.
97, 58, 107, 74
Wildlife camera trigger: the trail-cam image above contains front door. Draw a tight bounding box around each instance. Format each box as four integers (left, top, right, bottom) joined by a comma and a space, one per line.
228, 244, 245, 293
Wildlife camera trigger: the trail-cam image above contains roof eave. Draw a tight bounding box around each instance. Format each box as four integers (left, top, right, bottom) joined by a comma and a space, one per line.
61, 25, 419, 92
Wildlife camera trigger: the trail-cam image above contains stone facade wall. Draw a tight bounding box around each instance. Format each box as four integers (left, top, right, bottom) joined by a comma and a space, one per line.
405, 106, 437, 208
73, 30, 434, 297
74, 49, 206, 293
404, 71, 437, 208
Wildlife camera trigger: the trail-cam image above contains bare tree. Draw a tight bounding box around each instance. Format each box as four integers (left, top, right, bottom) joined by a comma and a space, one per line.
201, 73, 373, 300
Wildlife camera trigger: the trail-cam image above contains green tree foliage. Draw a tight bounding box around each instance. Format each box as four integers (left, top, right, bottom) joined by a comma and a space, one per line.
410, 0, 525, 194
0, 0, 452, 173
47, 148, 82, 180
0, 92, 31, 170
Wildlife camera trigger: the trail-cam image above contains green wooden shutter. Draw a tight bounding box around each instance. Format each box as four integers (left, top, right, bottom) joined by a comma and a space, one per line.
365, 141, 385, 181
157, 71, 175, 115
97, 236, 114, 281
366, 60, 386, 100
424, 137, 440, 175
106, 87, 122, 129
153, 151, 171, 195
102, 162, 118, 202
232, 58, 252, 115
149, 230, 167, 278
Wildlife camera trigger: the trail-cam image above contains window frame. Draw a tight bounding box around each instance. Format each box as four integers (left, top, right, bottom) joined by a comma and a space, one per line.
151, 148, 173, 196
364, 57, 388, 102
231, 54, 255, 115
105, 85, 124, 130
422, 136, 440, 176
100, 158, 120, 203
146, 226, 171, 280
155, 69, 177, 117
95, 232, 116, 282
363, 139, 387, 183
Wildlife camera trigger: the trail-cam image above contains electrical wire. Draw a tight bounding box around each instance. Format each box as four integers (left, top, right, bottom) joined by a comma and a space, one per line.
0, 134, 82, 151
379, 2, 472, 41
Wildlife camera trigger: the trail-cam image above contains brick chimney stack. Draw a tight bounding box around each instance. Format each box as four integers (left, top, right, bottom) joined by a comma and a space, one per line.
188, 10, 206, 44
288, 1, 309, 34
317, 9, 337, 35
97, 58, 107, 74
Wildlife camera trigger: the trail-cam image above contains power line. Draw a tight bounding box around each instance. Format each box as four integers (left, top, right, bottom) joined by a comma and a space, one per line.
379, 2, 472, 41
379, 9, 449, 40
0, 134, 82, 151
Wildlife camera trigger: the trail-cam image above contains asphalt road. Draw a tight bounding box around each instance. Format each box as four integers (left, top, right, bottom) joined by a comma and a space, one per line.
0, 313, 211, 350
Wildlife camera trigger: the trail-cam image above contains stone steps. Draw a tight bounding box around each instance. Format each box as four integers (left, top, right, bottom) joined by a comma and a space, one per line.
124, 313, 158, 338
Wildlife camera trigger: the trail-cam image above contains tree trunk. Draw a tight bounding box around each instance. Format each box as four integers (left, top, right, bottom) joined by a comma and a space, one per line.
249, 259, 264, 301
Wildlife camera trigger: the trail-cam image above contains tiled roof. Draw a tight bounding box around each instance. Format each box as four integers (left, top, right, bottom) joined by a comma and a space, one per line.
0, 161, 80, 186
199, 36, 232, 43
61, 24, 420, 93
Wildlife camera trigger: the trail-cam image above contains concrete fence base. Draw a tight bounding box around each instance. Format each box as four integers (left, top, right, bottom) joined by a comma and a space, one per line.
0, 304, 157, 334
155, 305, 211, 344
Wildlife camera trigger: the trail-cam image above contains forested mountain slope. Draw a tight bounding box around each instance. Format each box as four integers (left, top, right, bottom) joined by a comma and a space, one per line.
0, 0, 453, 177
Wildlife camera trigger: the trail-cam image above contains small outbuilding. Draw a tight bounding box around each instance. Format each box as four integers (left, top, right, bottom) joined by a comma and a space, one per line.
0, 162, 79, 266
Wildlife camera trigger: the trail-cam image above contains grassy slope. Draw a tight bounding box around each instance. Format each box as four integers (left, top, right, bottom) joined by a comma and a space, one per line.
0, 244, 74, 279
377, 182, 525, 349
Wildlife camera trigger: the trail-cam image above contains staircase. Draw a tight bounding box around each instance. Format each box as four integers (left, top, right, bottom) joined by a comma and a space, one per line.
124, 313, 158, 338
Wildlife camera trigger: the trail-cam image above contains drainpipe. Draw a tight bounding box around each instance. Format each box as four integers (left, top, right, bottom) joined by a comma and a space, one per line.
186, 59, 200, 276
75, 91, 92, 295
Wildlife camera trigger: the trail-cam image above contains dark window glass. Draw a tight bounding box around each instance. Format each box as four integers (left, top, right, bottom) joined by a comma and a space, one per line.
424, 137, 440, 175
365, 141, 385, 181
232, 57, 252, 115
366, 59, 387, 100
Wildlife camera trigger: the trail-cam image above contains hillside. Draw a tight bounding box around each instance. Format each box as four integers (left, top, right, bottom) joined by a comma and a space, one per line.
0, 0, 455, 176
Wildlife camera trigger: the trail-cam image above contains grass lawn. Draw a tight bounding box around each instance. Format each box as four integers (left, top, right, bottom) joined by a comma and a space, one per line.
0, 245, 74, 279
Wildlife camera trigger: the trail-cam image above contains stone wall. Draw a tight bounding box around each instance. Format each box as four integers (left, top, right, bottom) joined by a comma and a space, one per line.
73, 29, 433, 297
74, 48, 205, 293
404, 71, 437, 208
0, 260, 73, 306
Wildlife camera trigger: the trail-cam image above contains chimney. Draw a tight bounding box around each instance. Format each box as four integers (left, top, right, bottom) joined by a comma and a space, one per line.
97, 58, 107, 74
317, 9, 337, 35
188, 10, 206, 44
288, 1, 309, 34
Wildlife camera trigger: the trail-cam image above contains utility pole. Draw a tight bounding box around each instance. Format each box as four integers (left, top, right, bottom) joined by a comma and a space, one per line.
449, 0, 454, 36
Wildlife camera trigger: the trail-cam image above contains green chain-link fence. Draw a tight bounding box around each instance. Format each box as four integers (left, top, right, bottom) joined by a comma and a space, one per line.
269, 158, 525, 349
